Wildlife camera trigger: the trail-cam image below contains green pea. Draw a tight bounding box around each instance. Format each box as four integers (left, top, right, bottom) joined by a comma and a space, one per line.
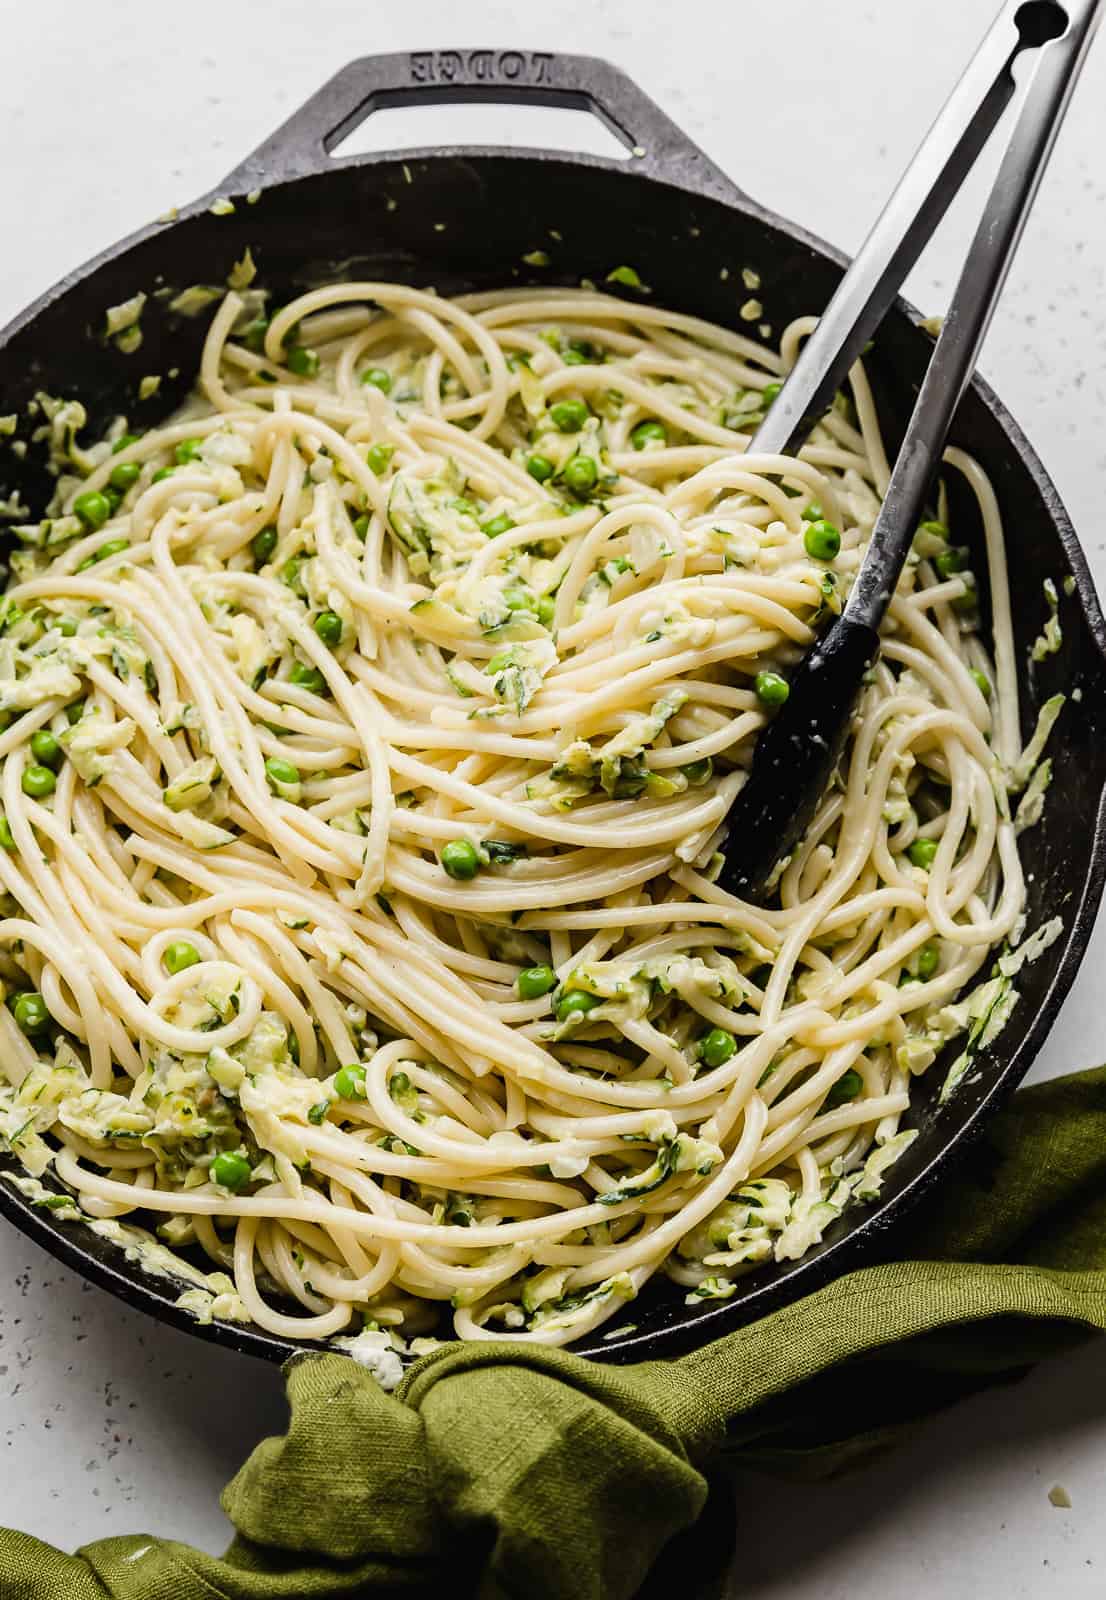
56, 617, 78, 637
517, 965, 557, 1000
804, 519, 841, 561
265, 756, 300, 789
353, 515, 370, 539
554, 988, 601, 1023
252, 526, 278, 564
526, 453, 555, 483
549, 399, 589, 433
211, 1151, 252, 1191
919, 519, 949, 541
537, 595, 556, 628
109, 460, 142, 492
151, 467, 176, 483
970, 668, 992, 699
174, 438, 204, 464
562, 455, 598, 495
164, 941, 201, 974
81, 538, 130, 571
699, 1028, 736, 1067
0, 817, 15, 851
935, 547, 967, 579
334, 1063, 367, 1100
281, 558, 305, 592
65, 700, 85, 725
286, 346, 319, 377
441, 839, 480, 880
112, 433, 141, 455
917, 941, 940, 980
503, 588, 534, 613
908, 837, 939, 870
481, 513, 516, 538
825, 1068, 863, 1109
360, 367, 392, 393
29, 729, 61, 768
103, 486, 124, 514
681, 757, 714, 787
241, 316, 269, 352
366, 443, 394, 475
73, 491, 112, 530
754, 671, 790, 706
12, 991, 49, 1036
761, 382, 782, 406
951, 575, 978, 613
630, 419, 666, 450
314, 611, 343, 648
21, 764, 56, 798
289, 662, 327, 695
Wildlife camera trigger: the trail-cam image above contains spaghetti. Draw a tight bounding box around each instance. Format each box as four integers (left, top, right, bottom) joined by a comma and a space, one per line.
0, 281, 1042, 1349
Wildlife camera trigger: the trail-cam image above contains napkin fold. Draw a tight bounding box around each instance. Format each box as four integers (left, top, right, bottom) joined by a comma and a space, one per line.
5, 1064, 1106, 1600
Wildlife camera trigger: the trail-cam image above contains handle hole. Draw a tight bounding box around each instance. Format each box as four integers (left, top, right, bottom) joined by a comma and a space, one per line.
328, 98, 631, 163
1014, 1, 1069, 46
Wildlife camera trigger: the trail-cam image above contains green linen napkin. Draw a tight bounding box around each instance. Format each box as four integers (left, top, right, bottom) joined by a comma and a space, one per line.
5, 1062, 1106, 1600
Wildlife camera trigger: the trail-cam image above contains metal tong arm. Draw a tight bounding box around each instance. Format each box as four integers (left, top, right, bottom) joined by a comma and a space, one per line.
717, 0, 1104, 900
751, 0, 1101, 463
847, 0, 1104, 628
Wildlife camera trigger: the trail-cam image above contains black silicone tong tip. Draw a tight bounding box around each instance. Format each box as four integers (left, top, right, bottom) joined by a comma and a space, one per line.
715, 616, 880, 901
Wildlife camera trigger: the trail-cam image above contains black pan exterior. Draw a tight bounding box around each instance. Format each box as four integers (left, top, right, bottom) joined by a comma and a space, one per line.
1, 53, 1104, 1366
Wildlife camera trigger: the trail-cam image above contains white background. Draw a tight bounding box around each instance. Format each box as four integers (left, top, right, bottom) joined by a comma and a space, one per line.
2, 1, 1106, 1594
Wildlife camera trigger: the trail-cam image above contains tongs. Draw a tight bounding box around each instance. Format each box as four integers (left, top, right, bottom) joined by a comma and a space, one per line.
718, 0, 1103, 898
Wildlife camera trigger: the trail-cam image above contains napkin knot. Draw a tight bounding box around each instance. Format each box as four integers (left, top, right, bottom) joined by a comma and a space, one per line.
222, 1344, 711, 1598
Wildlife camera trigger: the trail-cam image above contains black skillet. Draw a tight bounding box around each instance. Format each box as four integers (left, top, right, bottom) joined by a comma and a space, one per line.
1, 49, 1104, 1365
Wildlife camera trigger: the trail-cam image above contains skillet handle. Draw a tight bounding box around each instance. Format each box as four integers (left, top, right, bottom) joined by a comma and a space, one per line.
221, 48, 748, 205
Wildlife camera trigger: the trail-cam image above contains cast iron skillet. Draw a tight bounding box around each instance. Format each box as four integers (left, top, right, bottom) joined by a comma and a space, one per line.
1, 50, 1104, 1365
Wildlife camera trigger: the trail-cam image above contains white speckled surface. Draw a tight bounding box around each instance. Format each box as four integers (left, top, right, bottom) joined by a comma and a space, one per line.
1, 1, 1105, 1591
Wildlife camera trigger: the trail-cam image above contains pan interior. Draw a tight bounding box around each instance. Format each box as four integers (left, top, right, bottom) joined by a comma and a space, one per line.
1, 151, 1104, 1364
